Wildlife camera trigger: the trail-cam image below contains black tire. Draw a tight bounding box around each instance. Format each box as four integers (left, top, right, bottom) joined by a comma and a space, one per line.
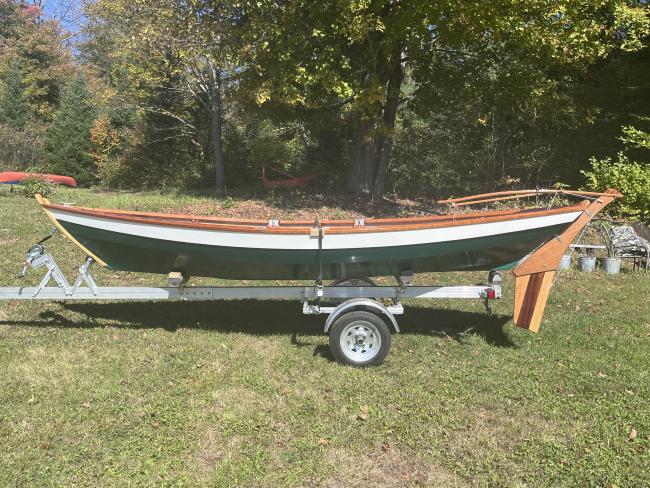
329, 310, 391, 367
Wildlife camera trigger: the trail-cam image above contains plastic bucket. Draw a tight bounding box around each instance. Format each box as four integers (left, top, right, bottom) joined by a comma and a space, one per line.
578, 256, 596, 272
600, 257, 621, 274
558, 254, 572, 271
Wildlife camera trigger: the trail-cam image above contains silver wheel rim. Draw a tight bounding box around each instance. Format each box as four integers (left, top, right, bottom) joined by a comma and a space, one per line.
339, 320, 382, 362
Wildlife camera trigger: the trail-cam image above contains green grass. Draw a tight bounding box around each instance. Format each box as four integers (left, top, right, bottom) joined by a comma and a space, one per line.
1, 188, 649, 487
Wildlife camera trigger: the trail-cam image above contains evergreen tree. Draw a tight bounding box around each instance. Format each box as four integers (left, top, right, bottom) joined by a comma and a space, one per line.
0, 62, 28, 129
43, 75, 96, 184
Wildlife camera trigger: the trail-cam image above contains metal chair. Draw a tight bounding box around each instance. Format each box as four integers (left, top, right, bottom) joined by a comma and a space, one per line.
607, 225, 650, 272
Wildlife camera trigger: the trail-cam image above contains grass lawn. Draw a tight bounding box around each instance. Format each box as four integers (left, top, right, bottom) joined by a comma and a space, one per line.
0, 187, 648, 487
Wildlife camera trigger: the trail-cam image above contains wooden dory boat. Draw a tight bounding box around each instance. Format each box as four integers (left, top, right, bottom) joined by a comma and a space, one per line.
35, 189, 620, 332
35, 190, 618, 283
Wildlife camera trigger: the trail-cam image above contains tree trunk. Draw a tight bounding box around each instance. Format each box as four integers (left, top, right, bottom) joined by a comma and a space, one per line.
371, 43, 404, 199
347, 116, 373, 194
347, 43, 403, 199
210, 68, 226, 195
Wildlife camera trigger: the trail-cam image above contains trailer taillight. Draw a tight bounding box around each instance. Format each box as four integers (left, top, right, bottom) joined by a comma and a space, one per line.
486, 288, 496, 300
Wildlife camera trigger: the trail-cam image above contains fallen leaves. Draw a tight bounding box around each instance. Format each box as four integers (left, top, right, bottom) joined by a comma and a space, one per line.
628, 428, 637, 440
165, 192, 445, 221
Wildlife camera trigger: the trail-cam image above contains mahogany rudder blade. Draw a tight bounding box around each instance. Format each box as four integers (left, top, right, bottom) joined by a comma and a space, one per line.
511, 189, 620, 332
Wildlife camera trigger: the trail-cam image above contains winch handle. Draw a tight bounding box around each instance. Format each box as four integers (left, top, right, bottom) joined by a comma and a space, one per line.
36, 226, 58, 245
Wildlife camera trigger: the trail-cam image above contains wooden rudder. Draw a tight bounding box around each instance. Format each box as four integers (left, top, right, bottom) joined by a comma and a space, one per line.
513, 271, 555, 332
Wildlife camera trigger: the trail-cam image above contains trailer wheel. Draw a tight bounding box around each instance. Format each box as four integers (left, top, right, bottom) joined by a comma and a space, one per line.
329, 311, 391, 367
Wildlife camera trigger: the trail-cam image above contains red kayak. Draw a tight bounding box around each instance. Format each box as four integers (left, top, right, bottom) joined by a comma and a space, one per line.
0, 171, 77, 187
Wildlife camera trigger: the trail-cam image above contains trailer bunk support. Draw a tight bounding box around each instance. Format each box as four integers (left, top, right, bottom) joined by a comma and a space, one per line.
0, 245, 502, 367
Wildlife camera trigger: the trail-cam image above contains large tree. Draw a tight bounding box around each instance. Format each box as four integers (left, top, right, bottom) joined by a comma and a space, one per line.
42, 74, 96, 184
0, 0, 72, 122
247, 0, 650, 197
85, 0, 247, 194
0, 61, 27, 128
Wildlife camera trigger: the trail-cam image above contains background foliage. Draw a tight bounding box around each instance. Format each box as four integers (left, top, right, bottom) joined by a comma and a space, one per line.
0, 0, 649, 218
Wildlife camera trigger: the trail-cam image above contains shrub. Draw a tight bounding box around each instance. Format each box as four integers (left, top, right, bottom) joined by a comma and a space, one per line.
582, 153, 650, 221
20, 177, 54, 198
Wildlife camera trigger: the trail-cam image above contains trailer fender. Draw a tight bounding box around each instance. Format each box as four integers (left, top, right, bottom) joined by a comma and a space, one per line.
324, 298, 400, 334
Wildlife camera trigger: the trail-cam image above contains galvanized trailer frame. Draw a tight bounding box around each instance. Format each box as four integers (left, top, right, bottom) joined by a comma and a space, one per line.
0, 235, 501, 366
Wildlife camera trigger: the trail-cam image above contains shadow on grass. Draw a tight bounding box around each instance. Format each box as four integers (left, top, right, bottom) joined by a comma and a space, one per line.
2, 300, 515, 348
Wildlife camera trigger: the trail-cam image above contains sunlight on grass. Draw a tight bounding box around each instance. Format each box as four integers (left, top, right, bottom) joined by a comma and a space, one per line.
0, 188, 649, 486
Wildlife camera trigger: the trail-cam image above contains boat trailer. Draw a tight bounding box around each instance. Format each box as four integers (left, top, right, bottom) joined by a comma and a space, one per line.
0, 232, 502, 367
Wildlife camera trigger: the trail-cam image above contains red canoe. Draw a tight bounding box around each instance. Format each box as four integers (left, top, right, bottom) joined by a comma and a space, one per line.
261, 166, 320, 189
0, 171, 77, 187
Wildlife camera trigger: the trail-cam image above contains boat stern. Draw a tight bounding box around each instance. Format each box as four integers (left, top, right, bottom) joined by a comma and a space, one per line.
511, 189, 620, 332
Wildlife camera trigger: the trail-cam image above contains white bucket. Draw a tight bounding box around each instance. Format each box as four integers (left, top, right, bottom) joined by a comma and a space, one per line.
600, 257, 621, 274
578, 256, 596, 272
558, 254, 572, 271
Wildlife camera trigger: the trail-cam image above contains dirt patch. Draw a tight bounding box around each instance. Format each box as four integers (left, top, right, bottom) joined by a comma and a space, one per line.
195, 430, 243, 473
12, 347, 91, 388
211, 385, 279, 415
446, 406, 560, 476
233, 336, 281, 359
324, 447, 462, 488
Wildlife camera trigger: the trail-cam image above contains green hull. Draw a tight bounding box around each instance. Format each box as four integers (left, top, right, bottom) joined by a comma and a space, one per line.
59, 221, 571, 280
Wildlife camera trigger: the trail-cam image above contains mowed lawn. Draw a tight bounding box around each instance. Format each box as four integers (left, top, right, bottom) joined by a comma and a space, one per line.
0, 188, 648, 487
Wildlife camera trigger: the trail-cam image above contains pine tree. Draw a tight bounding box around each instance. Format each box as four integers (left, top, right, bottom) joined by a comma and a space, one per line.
42, 75, 97, 184
0, 62, 28, 129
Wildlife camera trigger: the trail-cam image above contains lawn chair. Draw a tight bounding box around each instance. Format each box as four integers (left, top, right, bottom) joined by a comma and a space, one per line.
607, 224, 650, 272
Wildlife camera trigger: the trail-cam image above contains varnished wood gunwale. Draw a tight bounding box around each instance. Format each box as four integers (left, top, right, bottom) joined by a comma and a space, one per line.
438, 189, 616, 205
448, 193, 540, 206
512, 190, 620, 277
40, 200, 587, 235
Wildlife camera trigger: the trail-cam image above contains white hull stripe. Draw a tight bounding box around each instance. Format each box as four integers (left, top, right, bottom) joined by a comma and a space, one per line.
50, 209, 582, 251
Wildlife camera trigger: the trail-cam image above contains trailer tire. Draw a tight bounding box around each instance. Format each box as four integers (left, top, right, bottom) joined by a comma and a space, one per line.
329, 311, 391, 367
